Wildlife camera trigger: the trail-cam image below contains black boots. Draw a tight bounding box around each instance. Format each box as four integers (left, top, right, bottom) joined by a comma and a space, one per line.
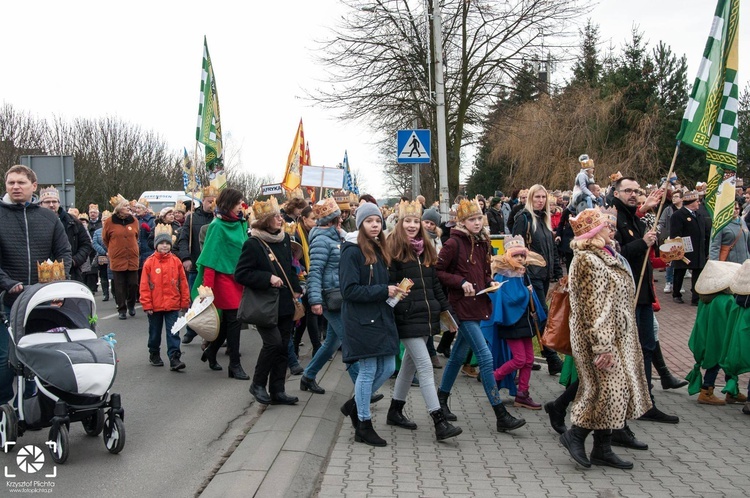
492, 403, 526, 432
543, 401, 568, 435
201, 349, 222, 371
355, 419, 387, 447
437, 390, 457, 421
543, 347, 563, 375
300, 376, 325, 394
340, 398, 359, 428
639, 405, 679, 424
249, 383, 271, 405
436, 331, 455, 358
430, 410, 462, 440
560, 425, 592, 468
228, 363, 249, 380
386, 399, 417, 430
169, 352, 185, 371
653, 341, 688, 389
590, 430, 633, 469
611, 424, 648, 450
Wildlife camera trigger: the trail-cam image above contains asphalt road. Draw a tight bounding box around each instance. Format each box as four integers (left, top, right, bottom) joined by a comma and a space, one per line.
1, 293, 266, 497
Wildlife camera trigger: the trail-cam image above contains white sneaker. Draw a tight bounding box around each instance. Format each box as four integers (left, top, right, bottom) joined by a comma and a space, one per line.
663, 283, 673, 293
686, 270, 692, 279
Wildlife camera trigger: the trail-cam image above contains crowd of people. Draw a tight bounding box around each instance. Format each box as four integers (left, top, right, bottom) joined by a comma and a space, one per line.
2, 158, 750, 469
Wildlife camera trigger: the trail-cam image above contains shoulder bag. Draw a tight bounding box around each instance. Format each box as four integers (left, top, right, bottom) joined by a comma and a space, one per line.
237, 239, 280, 328
718, 227, 742, 261
323, 288, 343, 312
259, 238, 306, 322
541, 276, 572, 356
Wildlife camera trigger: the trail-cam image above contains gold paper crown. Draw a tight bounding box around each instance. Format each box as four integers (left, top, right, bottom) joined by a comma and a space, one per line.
110, 194, 128, 208
601, 207, 617, 225
39, 186, 60, 201
397, 200, 422, 220
67, 207, 79, 217
137, 197, 150, 208
283, 222, 297, 235
78, 213, 89, 221
37, 260, 66, 283
251, 196, 280, 221
609, 171, 623, 183
101, 210, 112, 220
88, 203, 99, 212
154, 223, 172, 238
682, 190, 700, 202
578, 154, 595, 169
174, 200, 187, 213
313, 197, 339, 220
456, 198, 482, 222
503, 235, 527, 254
202, 185, 220, 198
570, 208, 605, 238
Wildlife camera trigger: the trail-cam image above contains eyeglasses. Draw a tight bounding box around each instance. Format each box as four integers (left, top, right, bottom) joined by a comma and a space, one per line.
618, 188, 639, 195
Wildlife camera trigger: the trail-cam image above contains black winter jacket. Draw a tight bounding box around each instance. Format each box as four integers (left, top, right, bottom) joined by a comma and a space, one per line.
176, 207, 215, 266
613, 197, 655, 306
234, 233, 302, 317
512, 210, 561, 283
487, 208, 505, 235
389, 253, 452, 338
0, 196, 72, 303
339, 241, 399, 363
58, 209, 93, 278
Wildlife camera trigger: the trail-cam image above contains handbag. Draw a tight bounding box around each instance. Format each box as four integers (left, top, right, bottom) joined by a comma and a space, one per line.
238, 286, 280, 327
257, 238, 305, 322
322, 288, 343, 312
541, 277, 572, 356
718, 228, 742, 261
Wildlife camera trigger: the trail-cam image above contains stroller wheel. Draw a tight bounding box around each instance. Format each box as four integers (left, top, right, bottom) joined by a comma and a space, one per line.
103, 416, 125, 454
82, 409, 105, 437
0, 404, 18, 451
48, 424, 69, 464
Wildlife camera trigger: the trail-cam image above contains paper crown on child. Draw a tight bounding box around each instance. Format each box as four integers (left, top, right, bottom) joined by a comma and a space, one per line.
456, 198, 483, 222
37, 260, 66, 283
252, 196, 280, 221
398, 200, 423, 220
570, 208, 608, 240
39, 186, 60, 202
503, 235, 528, 256
202, 185, 220, 198
137, 197, 150, 208
313, 197, 341, 225
283, 222, 297, 236
610, 171, 623, 183
174, 201, 187, 213
578, 154, 595, 170
109, 194, 128, 208
154, 224, 174, 247
88, 203, 99, 212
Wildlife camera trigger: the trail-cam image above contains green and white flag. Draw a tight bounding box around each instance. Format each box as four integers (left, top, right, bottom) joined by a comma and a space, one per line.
676, 0, 739, 237
196, 36, 223, 171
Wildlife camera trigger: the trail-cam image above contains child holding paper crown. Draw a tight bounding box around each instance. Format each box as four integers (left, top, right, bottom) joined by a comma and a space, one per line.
140, 224, 190, 371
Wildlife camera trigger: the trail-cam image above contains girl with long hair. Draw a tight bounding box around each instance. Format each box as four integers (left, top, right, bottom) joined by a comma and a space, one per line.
384, 201, 462, 441
339, 202, 402, 446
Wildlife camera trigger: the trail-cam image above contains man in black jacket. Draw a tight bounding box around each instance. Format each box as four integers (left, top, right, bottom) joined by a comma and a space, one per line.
176, 187, 217, 343
669, 191, 707, 305
612, 177, 680, 424
39, 187, 93, 284
0, 165, 72, 405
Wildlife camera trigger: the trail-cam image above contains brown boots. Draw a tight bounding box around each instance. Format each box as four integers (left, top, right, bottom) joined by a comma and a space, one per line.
698, 386, 725, 405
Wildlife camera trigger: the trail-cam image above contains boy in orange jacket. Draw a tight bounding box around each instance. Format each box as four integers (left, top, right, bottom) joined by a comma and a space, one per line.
140, 225, 190, 370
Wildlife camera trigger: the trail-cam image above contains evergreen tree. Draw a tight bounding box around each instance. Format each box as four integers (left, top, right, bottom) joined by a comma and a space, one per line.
738, 84, 750, 181
509, 61, 541, 106
570, 20, 602, 88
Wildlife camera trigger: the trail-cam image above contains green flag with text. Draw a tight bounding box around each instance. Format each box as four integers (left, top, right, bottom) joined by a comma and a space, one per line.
196, 36, 223, 171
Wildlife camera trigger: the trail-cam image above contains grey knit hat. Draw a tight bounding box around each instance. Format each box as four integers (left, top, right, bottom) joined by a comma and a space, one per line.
421, 208, 441, 226
355, 202, 382, 229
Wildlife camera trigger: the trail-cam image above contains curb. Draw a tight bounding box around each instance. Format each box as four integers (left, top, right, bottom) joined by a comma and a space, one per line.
200, 355, 351, 498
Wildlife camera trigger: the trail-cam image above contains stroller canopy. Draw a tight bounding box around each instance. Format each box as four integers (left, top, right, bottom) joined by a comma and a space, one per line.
9, 281, 96, 342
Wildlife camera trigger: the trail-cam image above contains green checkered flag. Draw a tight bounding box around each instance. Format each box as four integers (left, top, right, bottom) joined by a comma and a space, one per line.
196, 36, 223, 172
676, 0, 739, 237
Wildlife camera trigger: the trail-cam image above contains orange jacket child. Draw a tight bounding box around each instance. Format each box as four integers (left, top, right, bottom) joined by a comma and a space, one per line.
140, 251, 190, 312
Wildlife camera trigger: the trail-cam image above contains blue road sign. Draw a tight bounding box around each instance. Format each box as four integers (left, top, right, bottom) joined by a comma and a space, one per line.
397, 129, 431, 164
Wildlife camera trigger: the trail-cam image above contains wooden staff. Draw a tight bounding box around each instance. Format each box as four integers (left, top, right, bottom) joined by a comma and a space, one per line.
634, 142, 681, 303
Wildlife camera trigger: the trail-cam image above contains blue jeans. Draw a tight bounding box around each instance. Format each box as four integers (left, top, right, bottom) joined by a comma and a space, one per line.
287, 339, 301, 369
439, 320, 503, 406
665, 265, 674, 285
355, 355, 395, 421
303, 310, 358, 383
0, 304, 14, 404
147, 311, 181, 358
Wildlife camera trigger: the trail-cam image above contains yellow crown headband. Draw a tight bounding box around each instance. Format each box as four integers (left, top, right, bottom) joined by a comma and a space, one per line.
251, 196, 281, 220
398, 200, 422, 220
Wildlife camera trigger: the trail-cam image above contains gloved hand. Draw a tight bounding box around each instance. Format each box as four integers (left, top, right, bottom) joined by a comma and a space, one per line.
141, 222, 151, 232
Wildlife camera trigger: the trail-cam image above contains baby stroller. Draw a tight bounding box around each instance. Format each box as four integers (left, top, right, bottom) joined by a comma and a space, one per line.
0, 281, 125, 464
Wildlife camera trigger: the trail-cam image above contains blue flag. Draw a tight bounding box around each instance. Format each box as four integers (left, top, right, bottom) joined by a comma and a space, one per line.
342, 150, 359, 195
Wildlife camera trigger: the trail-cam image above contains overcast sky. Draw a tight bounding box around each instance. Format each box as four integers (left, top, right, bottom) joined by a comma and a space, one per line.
2, 1, 746, 199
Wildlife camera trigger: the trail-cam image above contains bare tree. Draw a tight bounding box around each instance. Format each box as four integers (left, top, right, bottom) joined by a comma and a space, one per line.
310, 0, 587, 199
0, 104, 48, 173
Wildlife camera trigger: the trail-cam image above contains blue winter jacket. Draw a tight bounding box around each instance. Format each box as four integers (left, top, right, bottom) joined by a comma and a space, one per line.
306, 226, 344, 307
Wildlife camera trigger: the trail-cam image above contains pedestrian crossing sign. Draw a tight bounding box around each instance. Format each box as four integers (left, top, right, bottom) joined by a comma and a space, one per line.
397, 129, 431, 164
